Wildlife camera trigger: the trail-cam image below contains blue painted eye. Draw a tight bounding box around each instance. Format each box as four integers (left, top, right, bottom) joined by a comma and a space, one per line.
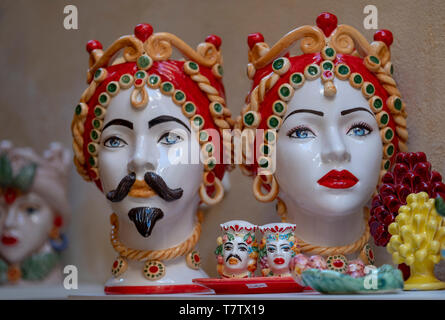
347, 123, 372, 137
104, 136, 127, 148
159, 132, 183, 145
288, 127, 316, 139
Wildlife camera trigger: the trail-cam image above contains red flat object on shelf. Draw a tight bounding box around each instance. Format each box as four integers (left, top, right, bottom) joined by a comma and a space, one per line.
192, 276, 306, 294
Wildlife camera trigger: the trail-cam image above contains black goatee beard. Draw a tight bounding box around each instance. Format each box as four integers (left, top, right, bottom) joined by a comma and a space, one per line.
128, 207, 164, 238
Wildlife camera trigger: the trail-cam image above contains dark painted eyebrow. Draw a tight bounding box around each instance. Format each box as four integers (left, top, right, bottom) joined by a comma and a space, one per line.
148, 115, 191, 133
283, 109, 324, 123
103, 119, 133, 131
341, 107, 374, 117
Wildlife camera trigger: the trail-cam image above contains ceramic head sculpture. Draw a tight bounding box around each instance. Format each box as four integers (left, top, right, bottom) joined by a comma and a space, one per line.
258, 223, 298, 277
371, 152, 445, 290
237, 12, 408, 269
0, 141, 70, 285
71, 23, 233, 294
215, 220, 258, 278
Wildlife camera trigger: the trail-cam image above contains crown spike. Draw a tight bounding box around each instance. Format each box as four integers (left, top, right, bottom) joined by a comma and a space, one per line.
247, 33, 264, 49
134, 23, 153, 42
316, 12, 338, 37
86, 40, 102, 54
374, 29, 394, 48
205, 35, 222, 50
86, 40, 103, 67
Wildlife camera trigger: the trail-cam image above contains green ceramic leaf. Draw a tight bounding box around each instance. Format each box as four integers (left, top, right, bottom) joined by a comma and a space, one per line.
214, 245, 223, 256
12, 163, 37, 192
0, 259, 8, 284
21, 252, 58, 281
435, 197, 445, 217
227, 233, 235, 241
0, 154, 13, 188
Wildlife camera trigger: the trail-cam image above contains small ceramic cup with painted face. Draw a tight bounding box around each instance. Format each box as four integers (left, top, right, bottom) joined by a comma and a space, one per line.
259, 223, 298, 277
215, 220, 258, 278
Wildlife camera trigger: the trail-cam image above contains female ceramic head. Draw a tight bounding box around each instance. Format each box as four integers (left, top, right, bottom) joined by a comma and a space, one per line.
215, 220, 258, 278
239, 13, 408, 224
0, 141, 70, 283
71, 24, 232, 292
258, 223, 298, 277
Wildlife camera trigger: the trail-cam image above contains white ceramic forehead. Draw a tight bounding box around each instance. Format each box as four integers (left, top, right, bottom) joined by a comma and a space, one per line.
259, 223, 296, 234
220, 220, 257, 233
102, 86, 191, 134
283, 77, 373, 121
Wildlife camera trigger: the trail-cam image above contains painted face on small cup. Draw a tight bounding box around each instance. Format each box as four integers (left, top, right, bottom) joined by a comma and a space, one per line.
260, 223, 296, 276
219, 220, 257, 277
0, 192, 52, 264
276, 79, 382, 217
98, 88, 203, 238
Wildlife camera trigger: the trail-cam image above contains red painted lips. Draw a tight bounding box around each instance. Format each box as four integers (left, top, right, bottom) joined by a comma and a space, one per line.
1, 235, 18, 246
273, 257, 285, 265
318, 170, 358, 189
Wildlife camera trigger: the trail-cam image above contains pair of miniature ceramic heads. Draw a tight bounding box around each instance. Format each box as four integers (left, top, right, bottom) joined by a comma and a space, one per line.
216, 221, 298, 278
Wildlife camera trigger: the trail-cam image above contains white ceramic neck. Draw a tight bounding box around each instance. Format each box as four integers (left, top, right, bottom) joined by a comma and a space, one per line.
116, 195, 200, 251
282, 194, 365, 247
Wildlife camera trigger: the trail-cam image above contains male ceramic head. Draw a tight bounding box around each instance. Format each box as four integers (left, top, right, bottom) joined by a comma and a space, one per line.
71, 24, 232, 242
0, 141, 70, 271
216, 220, 258, 278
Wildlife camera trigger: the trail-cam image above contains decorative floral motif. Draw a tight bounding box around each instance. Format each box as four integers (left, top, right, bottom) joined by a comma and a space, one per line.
111, 256, 128, 278
186, 250, 201, 270
326, 255, 348, 273
143, 260, 165, 281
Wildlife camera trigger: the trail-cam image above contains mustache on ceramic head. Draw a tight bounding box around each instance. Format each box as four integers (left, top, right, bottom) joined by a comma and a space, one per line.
226, 253, 243, 263
144, 172, 183, 202
128, 207, 164, 238
106, 173, 136, 202
106, 172, 183, 202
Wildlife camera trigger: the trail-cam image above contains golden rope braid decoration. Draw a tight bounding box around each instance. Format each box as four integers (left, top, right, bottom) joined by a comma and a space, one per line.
295, 208, 371, 257
110, 210, 203, 261
109, 210, 204, 280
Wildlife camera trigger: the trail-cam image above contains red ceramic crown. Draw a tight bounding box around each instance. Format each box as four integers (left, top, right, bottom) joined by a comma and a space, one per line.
316, 12, 338, 37
134, 23, 154, 42
370, 152, 445, 247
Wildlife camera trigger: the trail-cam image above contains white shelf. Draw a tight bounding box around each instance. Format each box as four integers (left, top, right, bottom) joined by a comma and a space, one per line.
3, 283, 444, 300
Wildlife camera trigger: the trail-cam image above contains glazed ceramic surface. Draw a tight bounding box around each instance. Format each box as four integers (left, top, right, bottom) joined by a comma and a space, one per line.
0, 142, 70, 285
302, 264, 404, 294
71, 24, 231, 294
216, 220, 258, 278
276, 79, 382, 246
259, 223, 297, 277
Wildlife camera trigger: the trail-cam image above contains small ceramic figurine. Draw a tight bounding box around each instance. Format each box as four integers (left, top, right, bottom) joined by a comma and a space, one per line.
258, 223, 298, 277
71, 23, 233, 294
215, 221, 258, 278
0, 141, 70, 285
237, 12, 408, 269
370, 152, 445, 290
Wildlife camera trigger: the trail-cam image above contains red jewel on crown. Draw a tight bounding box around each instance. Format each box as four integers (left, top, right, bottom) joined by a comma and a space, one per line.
134, 23, 154, 42
316, 12, 338, 37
